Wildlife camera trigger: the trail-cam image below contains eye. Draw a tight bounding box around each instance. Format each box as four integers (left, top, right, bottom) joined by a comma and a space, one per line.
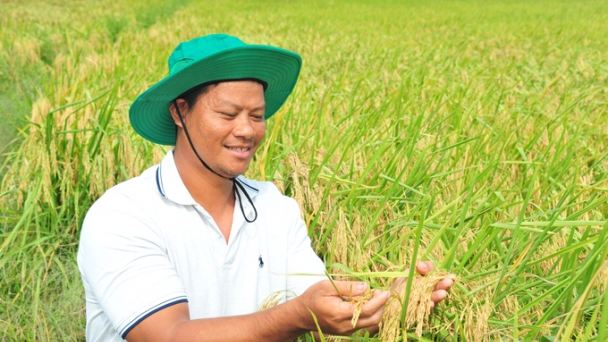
251, 113, 265, 121
220, 112, 237, 118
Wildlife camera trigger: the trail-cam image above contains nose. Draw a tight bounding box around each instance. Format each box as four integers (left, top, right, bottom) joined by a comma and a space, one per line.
232, 114, 256, 139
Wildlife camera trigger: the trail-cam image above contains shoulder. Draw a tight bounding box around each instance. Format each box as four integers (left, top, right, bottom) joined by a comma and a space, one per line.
81, 165, 167, 240
78, 165, 172, 271
88, 165, 160, 213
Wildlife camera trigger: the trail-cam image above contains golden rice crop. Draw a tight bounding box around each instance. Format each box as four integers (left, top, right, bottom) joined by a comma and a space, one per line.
1, 0, 607, 341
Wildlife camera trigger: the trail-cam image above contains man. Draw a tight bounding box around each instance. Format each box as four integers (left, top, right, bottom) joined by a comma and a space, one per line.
78, 34, 453, 341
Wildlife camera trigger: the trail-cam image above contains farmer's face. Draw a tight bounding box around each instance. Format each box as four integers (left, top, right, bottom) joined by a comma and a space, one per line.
178, 80, 266, 178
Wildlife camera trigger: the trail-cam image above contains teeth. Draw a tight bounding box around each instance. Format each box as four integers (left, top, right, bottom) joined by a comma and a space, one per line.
229, 147, 248, 152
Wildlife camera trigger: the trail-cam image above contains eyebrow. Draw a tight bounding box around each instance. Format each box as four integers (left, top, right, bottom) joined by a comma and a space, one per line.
218, 99, 266, 112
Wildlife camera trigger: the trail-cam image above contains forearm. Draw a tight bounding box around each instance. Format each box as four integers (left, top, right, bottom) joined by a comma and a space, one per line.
128, 299, 310, 342
126, 280, 390, 342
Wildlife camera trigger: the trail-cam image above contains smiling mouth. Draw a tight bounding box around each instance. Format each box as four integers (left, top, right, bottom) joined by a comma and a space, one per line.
227, 147, 250, 152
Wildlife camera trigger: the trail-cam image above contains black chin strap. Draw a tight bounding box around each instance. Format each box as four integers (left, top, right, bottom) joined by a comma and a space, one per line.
173, 100, 258, 223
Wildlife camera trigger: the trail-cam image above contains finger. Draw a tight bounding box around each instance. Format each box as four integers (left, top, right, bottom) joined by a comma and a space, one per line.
356, 309, 384, 331
434, 277, 455, 291
329, 280, 368, 298
356, 291, 390, 327
360, 290, 390, 315
416, 260, 435, 275
431, 289, 448, 304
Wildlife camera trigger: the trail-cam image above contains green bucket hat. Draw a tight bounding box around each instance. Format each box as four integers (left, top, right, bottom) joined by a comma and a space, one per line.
129, 34, 302, 145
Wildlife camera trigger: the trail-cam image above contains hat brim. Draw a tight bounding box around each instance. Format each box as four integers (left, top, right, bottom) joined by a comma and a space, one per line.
129, 45, 301, 145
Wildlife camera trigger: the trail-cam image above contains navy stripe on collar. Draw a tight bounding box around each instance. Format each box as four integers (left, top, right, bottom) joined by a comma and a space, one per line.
155, 165, 166, 197
238, 178, 259, 192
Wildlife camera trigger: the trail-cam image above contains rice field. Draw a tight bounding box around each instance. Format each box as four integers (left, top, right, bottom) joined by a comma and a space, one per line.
1, 0, 607, 341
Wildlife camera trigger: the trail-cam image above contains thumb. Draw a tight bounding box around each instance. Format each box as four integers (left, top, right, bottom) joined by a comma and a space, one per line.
329, 281, 369, 299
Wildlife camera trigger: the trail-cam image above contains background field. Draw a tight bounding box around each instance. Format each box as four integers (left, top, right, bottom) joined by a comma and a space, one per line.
1, 0, 607, 341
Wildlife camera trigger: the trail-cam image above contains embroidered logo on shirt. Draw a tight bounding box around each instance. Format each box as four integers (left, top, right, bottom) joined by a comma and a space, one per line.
258, 255, 264, 268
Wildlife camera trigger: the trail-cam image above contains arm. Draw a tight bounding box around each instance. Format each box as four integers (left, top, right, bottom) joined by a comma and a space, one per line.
126, 280, 391, 342
128, 262, 455, 342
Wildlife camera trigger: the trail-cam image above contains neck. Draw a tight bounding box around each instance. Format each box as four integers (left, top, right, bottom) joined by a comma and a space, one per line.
172, 145, 235, 211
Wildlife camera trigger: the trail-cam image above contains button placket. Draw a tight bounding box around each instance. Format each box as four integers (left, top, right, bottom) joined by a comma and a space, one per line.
193, 204, 227, 267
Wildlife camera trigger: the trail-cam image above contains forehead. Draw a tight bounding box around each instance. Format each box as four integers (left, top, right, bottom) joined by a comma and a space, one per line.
198, 80, 266, 109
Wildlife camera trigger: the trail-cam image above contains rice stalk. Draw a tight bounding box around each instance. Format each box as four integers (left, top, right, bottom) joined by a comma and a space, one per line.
349, 290, 372, 328
379, 270, 456, 341
258, 291, 291, 311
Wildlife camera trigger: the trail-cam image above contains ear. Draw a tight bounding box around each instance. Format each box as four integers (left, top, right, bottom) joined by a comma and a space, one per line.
169, 99, 189, 128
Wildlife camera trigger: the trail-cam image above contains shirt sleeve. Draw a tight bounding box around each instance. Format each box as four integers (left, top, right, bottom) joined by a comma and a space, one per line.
284, 197, 327, 297
77, 191, 188, 339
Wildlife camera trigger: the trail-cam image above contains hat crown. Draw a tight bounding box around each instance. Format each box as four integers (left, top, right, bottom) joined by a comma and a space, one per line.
168, 34, 246, 74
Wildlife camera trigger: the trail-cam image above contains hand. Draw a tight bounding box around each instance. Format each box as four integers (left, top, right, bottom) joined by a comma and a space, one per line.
294, 280, 391, 336
391, 261, 455, 310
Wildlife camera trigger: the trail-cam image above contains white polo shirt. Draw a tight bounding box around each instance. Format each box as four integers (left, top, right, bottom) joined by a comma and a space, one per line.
77, 150, 326, 341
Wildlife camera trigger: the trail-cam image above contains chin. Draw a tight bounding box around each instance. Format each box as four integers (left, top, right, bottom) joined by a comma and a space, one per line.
220, 166, 250, 178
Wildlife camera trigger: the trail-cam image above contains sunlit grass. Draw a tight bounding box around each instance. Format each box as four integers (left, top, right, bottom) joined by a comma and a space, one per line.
1, 0, 607, 340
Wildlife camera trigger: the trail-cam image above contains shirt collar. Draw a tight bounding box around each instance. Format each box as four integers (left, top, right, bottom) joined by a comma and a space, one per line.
156, 149, 259, 206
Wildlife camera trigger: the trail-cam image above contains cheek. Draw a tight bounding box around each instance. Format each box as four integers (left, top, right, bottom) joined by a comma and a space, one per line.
202, 121, 229, 140
256, 124, 266, 141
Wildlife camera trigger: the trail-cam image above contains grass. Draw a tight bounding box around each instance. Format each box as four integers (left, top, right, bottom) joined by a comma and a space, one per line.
1, 0, 607, 340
